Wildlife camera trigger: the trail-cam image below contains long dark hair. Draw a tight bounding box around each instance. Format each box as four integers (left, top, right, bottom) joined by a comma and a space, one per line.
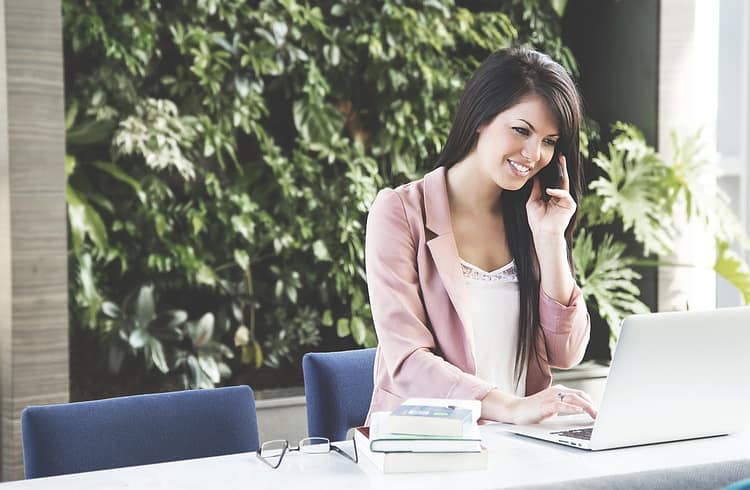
435, 46, 583, 390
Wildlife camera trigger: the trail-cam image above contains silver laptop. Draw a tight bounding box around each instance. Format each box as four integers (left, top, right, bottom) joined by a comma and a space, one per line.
506, 307, 750, 450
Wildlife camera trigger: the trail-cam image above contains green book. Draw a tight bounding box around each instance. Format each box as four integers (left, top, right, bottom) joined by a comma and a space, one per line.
370, 412, 482, 453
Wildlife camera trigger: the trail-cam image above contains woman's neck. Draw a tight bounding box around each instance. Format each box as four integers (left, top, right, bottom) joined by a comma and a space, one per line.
445, 155, 503, 216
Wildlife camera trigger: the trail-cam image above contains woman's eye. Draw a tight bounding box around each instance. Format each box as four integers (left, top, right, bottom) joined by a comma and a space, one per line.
512, 127, 529, 136
544, 139, 557, 146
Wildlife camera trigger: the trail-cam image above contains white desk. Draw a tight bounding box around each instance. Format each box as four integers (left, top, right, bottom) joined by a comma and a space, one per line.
3, 425, 749, 490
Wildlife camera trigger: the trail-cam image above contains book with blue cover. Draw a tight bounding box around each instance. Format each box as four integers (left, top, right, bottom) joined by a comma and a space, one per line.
385, 398, 481, 437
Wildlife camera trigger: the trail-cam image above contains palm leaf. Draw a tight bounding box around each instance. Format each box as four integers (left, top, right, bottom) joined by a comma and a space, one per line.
669, 130, 749, 249
715, 242, 750, 304
573, 230, 650, 351
589, 125, 676, 255
66, 184, 109, 256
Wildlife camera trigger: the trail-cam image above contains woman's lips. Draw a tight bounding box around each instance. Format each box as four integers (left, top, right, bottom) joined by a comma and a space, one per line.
508, 159, 531, 176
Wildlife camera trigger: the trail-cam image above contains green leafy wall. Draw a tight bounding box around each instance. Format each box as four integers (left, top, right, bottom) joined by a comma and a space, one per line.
65, 1, 560, 396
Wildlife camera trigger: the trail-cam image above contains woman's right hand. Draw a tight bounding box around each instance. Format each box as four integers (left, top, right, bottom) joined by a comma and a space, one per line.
508, 384, 598, 425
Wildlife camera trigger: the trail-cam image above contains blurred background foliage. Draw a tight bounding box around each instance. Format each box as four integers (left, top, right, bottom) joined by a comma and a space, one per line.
65, 0, 522, 396
64, 0, 749, 398
579, 123, 750, 351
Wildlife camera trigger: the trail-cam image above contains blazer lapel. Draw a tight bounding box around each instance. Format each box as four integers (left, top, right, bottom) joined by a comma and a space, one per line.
423, 168, 476, 370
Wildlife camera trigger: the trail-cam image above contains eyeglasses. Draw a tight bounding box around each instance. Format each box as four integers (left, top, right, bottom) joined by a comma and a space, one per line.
256, 435, 358, 469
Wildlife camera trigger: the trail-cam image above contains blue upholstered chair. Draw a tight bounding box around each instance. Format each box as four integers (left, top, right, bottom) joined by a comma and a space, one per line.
21, 385, 259, 479
303, 348, 376, 442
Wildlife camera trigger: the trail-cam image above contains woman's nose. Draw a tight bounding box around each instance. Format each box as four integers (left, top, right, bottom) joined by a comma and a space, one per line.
521, 140, 542, 162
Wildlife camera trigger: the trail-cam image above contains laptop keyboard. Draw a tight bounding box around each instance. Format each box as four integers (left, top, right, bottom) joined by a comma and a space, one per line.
551, 427, 593, 440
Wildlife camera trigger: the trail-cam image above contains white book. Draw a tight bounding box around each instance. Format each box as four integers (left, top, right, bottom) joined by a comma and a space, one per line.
354, 426, 488, 474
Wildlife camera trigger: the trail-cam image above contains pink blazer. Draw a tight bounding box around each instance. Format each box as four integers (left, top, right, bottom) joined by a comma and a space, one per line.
365, 167, 590, 418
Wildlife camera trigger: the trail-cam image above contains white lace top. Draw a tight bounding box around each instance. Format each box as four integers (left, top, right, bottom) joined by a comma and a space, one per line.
461, 259, 527, 396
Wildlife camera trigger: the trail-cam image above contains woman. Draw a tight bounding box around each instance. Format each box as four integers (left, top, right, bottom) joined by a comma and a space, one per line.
365, 47, 597, 424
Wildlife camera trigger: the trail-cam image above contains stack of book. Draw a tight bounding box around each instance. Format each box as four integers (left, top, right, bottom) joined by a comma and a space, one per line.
355, 398, 488, 473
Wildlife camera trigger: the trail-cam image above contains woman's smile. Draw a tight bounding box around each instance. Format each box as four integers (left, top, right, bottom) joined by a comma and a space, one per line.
508, 159, 531, 177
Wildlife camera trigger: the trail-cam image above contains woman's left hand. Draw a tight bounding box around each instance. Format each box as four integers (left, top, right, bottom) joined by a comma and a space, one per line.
526, 154, 576, 238
508, 384, 598, 425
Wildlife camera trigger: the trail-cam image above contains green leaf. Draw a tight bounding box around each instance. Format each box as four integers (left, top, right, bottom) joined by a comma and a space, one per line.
65, 99, 79, 130
312, 239, 331, 261
589, 124, 676, 255
92, 161, 147, 203
234, 249, 250, 271
194, 312, 214, 347
286, 285, 297, 304
65, 155, 76, 177
241, 345, 252, 364
715, 242, 750, 304
149, 337, 170, 374
234, 76, 249, 97
550, 0, 568, 17
363, 329, 378, 348
191, 212, 205, 234
253, 340, 263, 369
134, 285, 156, 329
218, 361, 232, 379
187, 355, 201, 388
67, 118, 116, 145
350, 316, 367, 344
669, 130, 746, 245
321, 309, 333, 327
198, 353, 220, 383
195, 264, 217, 286
67, 185, 109, 254
213, 34, 237, 55
107, 341, 126, 374
101, 301, 121, 318
231, 215, 256, 242
573, 230, 650, 348
129, 328, 148, 349
76, 253, 103, 328
336, 317, 350, 337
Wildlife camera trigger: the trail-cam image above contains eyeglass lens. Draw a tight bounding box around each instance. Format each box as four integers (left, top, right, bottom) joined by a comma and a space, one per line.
257, 434, 357, 468
299, 437, 330, 453
258, 439, 288, 469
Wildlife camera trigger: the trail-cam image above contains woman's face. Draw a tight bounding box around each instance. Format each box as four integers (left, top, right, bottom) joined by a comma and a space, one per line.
473, 94, 560, 191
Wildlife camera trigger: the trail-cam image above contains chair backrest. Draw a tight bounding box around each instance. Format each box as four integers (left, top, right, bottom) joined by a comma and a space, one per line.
303, 348, 376, 441
21, 385, 259, 479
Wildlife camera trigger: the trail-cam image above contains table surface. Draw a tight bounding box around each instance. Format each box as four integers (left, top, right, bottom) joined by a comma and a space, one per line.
4, 419, 750, 490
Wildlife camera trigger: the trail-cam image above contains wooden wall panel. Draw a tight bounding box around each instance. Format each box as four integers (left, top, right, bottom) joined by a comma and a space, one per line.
0, 0, 68, 481
0, 0, 12, 481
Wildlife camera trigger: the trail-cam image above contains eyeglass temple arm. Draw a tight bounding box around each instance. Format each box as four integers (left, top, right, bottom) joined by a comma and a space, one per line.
331, 435, 358, 463
256, 444, 289, 469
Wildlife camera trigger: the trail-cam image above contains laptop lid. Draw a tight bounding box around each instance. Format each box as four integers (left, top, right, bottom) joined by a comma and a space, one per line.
505, 307, 750, 450
588, 306, 750, 449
